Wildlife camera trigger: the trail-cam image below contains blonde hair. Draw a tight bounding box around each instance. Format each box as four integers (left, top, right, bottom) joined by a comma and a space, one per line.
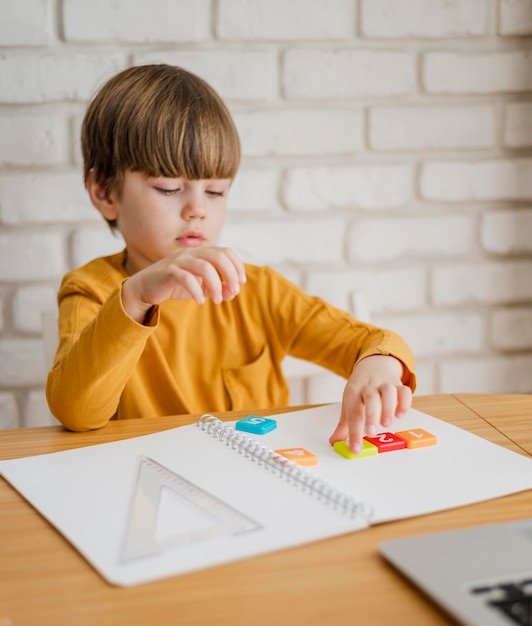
81, 64, 241, 227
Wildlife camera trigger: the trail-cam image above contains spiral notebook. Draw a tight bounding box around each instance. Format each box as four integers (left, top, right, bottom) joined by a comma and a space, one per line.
2, 403, 532, 587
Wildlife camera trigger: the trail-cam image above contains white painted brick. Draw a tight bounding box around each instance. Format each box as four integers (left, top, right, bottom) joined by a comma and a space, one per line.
0, 54, 125, 103
305, 267, 426, 314
70, 225, 125, 269
423, 51, 532, 94
370, 105, 495, 151
378, 313, 484, 358
0, 392, 19, 430
481, 209, 532, 254
420, 159, 532, 201
0, 172, 94, 225
307, 371, 346, 404
64, 0, 210, 42
499, 0, 532, 35
347, 215, 474, 262
411, 362, 436, 396
23, 389, 59, 428
440, 355, 532, 393
12, 285, 58, 334
0, 232, 65, 282
234, 110, 364, 157
0, 339, 47, 386
0, 0, 52, 45
135, 50, 278, 102
490, 308, 532, 350
431, 261, 532, 306
0, 116, 68, 166
284, 50, 416, 99
0, 294, 3, 333
217, 0, 355, 40
230, 169, 282, 212
283, 165, 412, 211
221, 218, 346, 265
361, 0, 488, 38
503, 102, 532, 147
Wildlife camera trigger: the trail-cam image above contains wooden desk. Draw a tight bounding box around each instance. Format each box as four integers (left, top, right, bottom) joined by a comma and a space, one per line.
1, 394, 531, 626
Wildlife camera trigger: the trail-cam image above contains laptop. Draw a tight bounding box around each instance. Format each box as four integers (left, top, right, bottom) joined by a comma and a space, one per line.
379, 517, 532, 626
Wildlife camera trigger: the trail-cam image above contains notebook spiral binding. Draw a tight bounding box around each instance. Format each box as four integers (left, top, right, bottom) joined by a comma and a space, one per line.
197, 414, 372, 522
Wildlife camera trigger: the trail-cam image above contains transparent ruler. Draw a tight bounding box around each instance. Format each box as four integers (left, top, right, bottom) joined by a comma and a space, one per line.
120, 456, 262, 562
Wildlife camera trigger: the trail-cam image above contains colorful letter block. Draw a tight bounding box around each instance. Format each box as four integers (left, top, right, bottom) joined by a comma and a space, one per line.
275, 448, 318, 466
333, 439, 378, 460
235, 415, 277, 435
395, 428, 437, 449
364, 432, 406, 453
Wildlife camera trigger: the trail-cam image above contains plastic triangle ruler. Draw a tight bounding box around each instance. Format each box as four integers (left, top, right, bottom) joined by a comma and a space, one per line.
120, 456, 261, 562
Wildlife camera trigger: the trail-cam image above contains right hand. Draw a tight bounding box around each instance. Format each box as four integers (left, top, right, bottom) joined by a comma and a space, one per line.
121, 247, 247, 323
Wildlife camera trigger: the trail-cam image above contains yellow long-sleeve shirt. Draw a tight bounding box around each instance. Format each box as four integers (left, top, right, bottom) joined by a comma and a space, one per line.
46, 251, 416, 431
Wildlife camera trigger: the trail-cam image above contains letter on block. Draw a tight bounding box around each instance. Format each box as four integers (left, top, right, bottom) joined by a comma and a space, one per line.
364, 432, 406, 453
395, 428, 437, 449
235, 415, 277, 435
275, 448, 318, 466
333, 439, 378, 460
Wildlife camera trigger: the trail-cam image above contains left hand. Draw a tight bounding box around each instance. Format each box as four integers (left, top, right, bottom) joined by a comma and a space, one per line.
329, 355, 413, 453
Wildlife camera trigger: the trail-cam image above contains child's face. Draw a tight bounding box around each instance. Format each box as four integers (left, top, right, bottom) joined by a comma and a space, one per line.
99, 170, 231, 275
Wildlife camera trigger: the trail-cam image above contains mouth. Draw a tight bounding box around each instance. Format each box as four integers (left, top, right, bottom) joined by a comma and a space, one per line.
176, 231, 205, 247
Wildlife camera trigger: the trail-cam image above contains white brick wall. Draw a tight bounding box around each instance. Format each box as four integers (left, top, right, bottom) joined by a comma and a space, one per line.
1, 0, 532, 428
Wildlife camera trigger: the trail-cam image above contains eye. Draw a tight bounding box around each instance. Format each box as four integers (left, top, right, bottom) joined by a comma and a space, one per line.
206, 190, 225, 197
155, 186, 181, 196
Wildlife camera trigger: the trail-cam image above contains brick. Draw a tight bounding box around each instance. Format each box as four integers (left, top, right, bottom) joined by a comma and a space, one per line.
305, 267, 426, 314
234, 110, 364, 157
0, 392, 19, 429
490, 308, 532, 350
284, 50, 416, 99
361, 0, 488, 38
0, 232, 65, 282
0, 172, 94, 224
499, 0, 532, 35
423, 51, 532, 94
0, 54, 125, 103
377, 312, 484, 358
12, 285, 58, 334
283, 165, 412, 211
503, 102, 532, 147
135, 50, 278, 101
440, 355, 532, 393
420, 159, 532, 201
370, 105, 495, 150
230, 169, 282, 212
0, 116, 68, 166
0, 339, 47, 387
217, 0, 355, 40
23, 390, 59, 428
64, 0, 210, 42
221, 218, 346, 264
431, 261, 532, 306
70, 225, 125, 269
347, 215, 474, 262
0, 0, 52, 45
481, 209, 532, 254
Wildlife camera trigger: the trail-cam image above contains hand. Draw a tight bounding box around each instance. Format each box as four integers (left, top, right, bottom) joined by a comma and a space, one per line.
121, 247, 247, 323
329, 355, 412, 454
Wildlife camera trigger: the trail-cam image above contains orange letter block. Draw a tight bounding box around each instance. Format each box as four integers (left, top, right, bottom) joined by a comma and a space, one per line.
395, 428, 437, 449
275, 448, 318, 466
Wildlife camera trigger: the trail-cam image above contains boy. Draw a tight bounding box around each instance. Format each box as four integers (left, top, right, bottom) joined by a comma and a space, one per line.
46, 64, 416, 453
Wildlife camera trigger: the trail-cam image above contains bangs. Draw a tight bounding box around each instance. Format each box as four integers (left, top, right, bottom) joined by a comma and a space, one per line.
122, 91, 241, 181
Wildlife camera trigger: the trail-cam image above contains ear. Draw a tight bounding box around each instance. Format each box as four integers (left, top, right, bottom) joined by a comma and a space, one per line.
85, 170, 119, 221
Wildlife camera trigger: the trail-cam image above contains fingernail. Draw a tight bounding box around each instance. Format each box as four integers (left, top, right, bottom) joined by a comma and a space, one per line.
367, 425, 377, 437
350, 442, 361, 454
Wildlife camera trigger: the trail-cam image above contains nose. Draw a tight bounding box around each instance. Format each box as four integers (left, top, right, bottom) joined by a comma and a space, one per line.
181, 188, 206, 221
